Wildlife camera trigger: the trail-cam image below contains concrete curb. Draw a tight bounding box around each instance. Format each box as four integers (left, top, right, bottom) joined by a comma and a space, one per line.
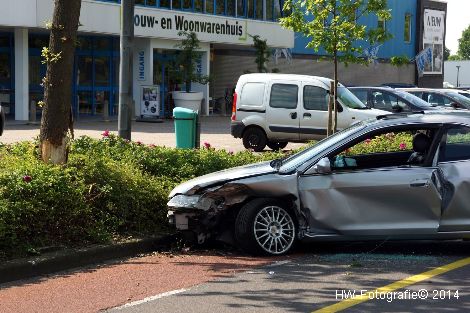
0, 234, 173, 284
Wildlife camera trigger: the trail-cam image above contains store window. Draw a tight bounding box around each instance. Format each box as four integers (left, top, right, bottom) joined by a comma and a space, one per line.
160, 0, 170, 8
194, 0, 203, 12
172, 0, 181, 9
226, 0, 235, 16
183, 0, 192, 10
94, 37, 111, 51
266, 0, 273, 20
77, 91, 93, 114
255, 0, 263, 19
78, 56, 93, 86
206, 0, 214, 13
216, 0, 225, 14
0, 53, 11, 88
404, 14, 412, 43
237, 0, 245, 16
77, 37, 93, 51
247, 0, 254, 18
95, 57, 110, 87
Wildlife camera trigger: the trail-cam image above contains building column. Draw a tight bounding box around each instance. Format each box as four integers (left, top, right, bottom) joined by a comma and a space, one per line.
14, 28, 29, 121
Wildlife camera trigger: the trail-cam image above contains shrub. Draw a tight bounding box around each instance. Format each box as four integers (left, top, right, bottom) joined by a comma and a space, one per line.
0, 136, 286, 258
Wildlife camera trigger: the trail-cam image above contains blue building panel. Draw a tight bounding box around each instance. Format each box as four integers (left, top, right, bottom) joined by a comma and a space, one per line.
292, 0, 417, 60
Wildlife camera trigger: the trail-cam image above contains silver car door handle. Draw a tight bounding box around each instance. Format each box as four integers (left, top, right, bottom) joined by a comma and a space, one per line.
303, 113, 312, 119
410, 180, 430, 187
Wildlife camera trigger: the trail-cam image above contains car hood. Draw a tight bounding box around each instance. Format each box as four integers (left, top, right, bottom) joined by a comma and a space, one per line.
169, 161, 277, 197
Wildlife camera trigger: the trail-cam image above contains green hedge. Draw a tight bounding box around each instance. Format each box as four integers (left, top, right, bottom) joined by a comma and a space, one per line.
0, 131, 414, 258
0, 136, 283, 258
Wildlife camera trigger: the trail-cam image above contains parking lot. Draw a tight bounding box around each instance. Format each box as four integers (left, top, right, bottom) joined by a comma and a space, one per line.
0, 117, 305, 152
1, 241, 469, 313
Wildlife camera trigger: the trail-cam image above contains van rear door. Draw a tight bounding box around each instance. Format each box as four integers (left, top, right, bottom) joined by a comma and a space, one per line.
266, 81, 301, 141
299, 83, 330, 140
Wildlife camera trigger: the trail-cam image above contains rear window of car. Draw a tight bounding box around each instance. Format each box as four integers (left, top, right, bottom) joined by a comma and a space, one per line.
440, 127, 470, 162
270, 84, 298, 109
239, 82, 265, 107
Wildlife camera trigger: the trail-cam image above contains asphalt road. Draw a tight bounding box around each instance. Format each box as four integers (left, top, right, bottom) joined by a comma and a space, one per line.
108, 241, 470, 313
2, 240, 469, 313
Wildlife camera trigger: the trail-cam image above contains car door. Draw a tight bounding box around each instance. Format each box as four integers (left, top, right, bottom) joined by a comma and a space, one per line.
298, 130, 442, 236
299, 84, 330, 140
437, 126, 470, 232
265, 81, 300, 141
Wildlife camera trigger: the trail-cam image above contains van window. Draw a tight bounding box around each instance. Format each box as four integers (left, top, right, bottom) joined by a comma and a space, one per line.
240, 82, 265, 107
303, 86, 328, 111
270, 84, 298, 109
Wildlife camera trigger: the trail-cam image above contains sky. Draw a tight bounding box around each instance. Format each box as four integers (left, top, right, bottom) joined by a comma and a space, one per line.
445, 0, 470, 54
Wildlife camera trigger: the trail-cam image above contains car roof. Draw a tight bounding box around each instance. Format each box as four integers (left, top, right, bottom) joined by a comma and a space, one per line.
350, 86, 396, 91
398, 88, 447, 93
365, 111, 470, 129
238, 73, 341, 87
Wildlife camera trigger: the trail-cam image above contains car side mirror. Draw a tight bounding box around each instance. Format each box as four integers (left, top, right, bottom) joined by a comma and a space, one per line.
451, 102, 460, 109
313, 157, 331, 174
392, 105, 403, 113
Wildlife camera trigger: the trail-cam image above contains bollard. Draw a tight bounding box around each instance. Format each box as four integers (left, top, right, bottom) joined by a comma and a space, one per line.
29, 100, 36, 124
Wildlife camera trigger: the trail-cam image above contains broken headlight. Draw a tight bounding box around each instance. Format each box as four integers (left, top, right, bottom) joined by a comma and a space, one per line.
167, 194, 201, 209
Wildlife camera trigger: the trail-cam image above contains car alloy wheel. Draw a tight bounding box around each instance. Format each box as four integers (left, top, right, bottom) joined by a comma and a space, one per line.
253, 205, 295, 255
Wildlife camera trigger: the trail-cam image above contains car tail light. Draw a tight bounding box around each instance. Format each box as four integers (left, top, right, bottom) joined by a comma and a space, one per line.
231, 92, 238, 121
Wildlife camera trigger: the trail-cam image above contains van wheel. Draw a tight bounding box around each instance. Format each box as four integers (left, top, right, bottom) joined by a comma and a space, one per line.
267, 141, 288, 151
242, 127, 267, 152
235, 198, 296, 255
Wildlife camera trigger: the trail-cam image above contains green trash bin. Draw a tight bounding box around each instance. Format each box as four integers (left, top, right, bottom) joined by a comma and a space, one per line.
173, 107, 198, 149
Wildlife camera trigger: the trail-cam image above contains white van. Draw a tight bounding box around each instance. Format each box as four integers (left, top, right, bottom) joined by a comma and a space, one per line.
230, 73, 388, 151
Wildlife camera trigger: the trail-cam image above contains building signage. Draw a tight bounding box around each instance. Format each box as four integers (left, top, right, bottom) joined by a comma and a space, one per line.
423, 9, 445, 74
134, 12, 248, 44
137, 50, 145, 81
134, 14, 244, 37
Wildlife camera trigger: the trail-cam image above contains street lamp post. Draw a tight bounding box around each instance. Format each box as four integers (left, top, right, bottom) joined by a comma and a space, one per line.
456, 65, 461, 88
118, 0, 135, 140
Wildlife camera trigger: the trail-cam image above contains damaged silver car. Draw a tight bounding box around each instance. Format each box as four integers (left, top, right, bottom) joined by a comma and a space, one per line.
168, 111, 470, 255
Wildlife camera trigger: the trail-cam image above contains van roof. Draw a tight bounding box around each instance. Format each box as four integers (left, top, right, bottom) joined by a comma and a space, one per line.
238, 73, 342, 87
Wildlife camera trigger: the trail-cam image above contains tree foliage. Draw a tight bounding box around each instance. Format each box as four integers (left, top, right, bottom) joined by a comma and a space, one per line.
280, 0, 392, 64
251, 35, 272, 73
280, 0, 392, 134
458, 25, 470, 60
174, 31, 211, 93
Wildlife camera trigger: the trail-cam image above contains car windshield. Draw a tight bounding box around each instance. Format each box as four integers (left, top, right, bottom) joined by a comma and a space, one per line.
394, 90, 434, 109
443, 92, 470, 109
338, 87, 368, 109
279, 121, 368, 173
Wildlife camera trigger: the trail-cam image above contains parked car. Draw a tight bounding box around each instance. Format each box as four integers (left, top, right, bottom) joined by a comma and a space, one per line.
380, 83, 417, 89
0, 104, 4, 136
168, 111, 470, 255
445, 89, 470, 99
349, 86, 436, 113
399, 88, 470, 110
230, 74, 388, 151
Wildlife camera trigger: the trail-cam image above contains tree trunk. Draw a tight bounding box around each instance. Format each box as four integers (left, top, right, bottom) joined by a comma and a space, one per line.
39, 0, 82, 164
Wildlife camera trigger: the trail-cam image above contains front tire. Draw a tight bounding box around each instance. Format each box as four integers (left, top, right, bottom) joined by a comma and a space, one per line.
235, 198, 296, 255
242, 127, 267, 152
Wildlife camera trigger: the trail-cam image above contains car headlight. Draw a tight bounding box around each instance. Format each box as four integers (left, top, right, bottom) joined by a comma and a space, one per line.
167, 194, 201, 209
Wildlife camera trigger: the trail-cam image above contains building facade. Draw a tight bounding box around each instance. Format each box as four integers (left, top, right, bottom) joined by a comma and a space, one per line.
0, 0, 446, 121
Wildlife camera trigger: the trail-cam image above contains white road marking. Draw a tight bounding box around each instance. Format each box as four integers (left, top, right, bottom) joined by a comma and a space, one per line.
112, 288, 188, 310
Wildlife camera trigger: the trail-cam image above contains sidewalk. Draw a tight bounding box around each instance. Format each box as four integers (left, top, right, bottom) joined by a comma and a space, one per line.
1, 117, 305, 152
